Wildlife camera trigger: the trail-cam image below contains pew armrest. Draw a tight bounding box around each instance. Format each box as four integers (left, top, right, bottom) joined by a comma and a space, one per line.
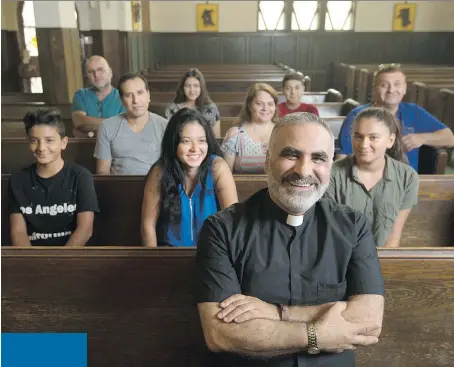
418, 146, 448, 174
326, 88, 343, 102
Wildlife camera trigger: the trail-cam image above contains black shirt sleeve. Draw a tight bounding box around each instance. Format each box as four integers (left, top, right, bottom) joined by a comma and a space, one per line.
346, 213, 385, 297
195, 215, 242, 304
8, 177, 22, 214
76, 169, 100, 213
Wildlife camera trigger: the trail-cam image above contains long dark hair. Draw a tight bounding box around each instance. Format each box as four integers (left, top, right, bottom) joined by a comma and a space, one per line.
151, 108, 223, 223
172, 69, 213, 110
352, 107, 408, 164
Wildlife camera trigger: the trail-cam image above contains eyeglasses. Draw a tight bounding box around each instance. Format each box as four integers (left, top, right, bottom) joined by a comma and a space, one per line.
87, 67, 108, 76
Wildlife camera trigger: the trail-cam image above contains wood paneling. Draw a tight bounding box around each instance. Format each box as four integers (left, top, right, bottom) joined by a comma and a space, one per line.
222, 36, 247, 64
149, 32, 454, 90
1, 30, 22, 92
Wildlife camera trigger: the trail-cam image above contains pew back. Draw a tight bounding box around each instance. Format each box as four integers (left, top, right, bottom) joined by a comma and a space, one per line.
2, 247, 454, 367
2, 175, 453, 247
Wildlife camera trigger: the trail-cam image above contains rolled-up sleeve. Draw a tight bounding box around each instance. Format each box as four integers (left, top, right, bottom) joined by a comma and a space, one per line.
346, 213, 385, 297
195, 216, 242, 303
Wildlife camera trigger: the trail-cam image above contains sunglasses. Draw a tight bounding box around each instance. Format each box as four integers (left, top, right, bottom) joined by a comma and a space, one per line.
377, 63, 402, 70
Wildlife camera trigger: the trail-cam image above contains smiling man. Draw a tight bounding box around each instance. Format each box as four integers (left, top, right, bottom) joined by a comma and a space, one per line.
94, 73, 168, 175
195, 112, 385, 367
336, 64, 454, 171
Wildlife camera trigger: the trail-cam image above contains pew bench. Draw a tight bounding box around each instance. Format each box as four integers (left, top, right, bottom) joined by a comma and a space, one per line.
2, 175, 453, 247
2, 247, 454, 367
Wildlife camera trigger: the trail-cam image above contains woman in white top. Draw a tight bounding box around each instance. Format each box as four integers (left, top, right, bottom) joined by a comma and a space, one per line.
221, 83, 279, 174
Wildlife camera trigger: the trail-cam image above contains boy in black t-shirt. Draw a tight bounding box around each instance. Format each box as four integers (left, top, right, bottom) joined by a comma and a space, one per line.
8, 108, 100, 246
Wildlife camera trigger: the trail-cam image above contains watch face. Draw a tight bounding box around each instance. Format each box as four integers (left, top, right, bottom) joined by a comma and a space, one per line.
308, 347, 320, 355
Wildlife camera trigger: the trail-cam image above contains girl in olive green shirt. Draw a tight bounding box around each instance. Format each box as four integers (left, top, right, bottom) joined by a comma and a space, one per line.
326, 107, 419, 247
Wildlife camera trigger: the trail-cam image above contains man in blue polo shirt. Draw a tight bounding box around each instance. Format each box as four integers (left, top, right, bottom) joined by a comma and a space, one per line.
71, 55, 125, 137
337, 64, 454, 171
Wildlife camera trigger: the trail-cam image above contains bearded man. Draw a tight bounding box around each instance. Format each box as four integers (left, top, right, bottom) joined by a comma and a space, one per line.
195, 112, 385, 367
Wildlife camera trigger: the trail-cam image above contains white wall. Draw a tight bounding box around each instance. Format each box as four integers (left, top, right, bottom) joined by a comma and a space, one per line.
355, 1, 454, 32
149, 1, 257, 32
75, 0, 132, 31
34, 1, 78, 28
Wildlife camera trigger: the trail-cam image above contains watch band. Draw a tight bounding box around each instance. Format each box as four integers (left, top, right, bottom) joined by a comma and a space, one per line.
280, 304, 289, 321
307, 323, 320, 354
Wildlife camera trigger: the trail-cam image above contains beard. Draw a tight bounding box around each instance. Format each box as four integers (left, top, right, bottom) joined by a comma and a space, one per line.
267, 171, 329, 214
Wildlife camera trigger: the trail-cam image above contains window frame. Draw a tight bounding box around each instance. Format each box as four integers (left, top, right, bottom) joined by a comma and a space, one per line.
257, 0, 356, 33
291, 0, 321, 32
257, 0, 288, 32
324, 0, 356, 32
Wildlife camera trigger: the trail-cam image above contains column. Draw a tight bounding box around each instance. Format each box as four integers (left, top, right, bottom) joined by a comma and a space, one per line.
34, 1, 83, 104
1, 1, 21, 92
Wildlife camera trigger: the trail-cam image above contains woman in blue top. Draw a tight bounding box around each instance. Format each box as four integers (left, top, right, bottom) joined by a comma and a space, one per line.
141, 108, 238, 247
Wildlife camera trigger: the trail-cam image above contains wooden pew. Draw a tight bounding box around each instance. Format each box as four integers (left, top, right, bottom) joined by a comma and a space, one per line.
1, 102, 73, 120
438, 89, 454, 133
148, 101, 351, 119
2, 175, 453, 247
2, 247, 454, 367
1, 138, 96, 174
2, 100, 352, 124
149, 90, 343, 104
3, 93, 349, 122
1, 130, 445, 175
147, 77, 286, 93
155, 64, 283, 72
1, 118, 75, 138
1, 92, 47, 103
219, 116, 346, 138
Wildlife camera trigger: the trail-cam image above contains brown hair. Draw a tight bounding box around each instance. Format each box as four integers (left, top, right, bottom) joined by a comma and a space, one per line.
373, 63, 406, 85
352, 107, 408, 164
172, 68, 212, 110
236, 83, 279, 124
282, 72, 305, 89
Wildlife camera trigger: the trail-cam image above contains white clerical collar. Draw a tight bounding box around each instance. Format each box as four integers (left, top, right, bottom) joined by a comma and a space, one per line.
286, 214, 304, 227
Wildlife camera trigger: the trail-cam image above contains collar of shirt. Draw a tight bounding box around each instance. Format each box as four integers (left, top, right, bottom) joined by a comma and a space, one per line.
349, 154, 395, 184
262, 189, 316, 226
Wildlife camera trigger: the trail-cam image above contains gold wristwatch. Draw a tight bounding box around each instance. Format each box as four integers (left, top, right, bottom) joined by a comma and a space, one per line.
307, 323, 320, 355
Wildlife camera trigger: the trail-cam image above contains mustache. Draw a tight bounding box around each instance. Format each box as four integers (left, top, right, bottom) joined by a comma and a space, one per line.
282, 172, 319, 186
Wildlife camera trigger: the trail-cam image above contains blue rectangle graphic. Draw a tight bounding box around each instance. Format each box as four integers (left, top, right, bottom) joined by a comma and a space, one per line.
2, 333, 87, 367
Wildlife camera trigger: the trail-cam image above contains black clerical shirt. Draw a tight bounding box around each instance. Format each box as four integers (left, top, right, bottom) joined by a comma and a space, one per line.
195, 188, 384, 367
